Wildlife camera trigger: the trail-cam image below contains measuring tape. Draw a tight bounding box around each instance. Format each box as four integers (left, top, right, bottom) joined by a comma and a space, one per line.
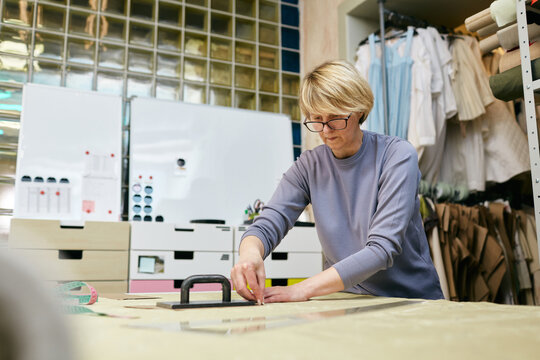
56, 281, 98, 305
55, 282, 139, 319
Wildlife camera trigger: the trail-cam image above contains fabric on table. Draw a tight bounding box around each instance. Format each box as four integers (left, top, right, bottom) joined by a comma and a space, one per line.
499, 41, 540, 72
498, 23, 540, 50
490, 0, 517, 27
489, 57, 540, 102
465, 8, 494, 32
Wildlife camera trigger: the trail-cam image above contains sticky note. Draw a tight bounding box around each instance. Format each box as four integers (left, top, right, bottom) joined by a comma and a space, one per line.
138, 256, 156, 274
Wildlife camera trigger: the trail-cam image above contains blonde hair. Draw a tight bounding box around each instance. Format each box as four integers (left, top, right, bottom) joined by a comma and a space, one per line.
299, 60, 374, 124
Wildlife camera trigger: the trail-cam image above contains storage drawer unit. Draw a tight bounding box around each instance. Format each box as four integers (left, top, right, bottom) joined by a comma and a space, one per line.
129, 222, 235, 293
8, 219, 130, 291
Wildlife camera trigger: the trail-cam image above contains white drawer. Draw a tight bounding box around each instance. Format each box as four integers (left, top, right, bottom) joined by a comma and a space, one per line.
235, 225, 321, 252
129, 250, 233, 280
234, 251, 323, 279
131, 222, 233, 251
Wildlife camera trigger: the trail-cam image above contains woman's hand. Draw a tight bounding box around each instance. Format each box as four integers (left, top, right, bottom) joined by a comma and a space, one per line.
264, 267, 346, 303
263, 283, 310, 303
230, 236, 266, 304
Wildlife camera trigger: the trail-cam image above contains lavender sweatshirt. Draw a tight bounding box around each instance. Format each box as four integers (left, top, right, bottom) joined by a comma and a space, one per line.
242, 130, 443, 300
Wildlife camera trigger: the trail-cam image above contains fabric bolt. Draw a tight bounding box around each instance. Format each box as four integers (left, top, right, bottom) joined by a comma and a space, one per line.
464, 8, 494, 32
499, 41, 540, 72
241, 130, 443, 300
489, 58, 540, 102
498, 23, 540, 50
477, 22, 500, 38
479, 33, 501, 55
490, 0, 517, 27
483, 49, 519, 118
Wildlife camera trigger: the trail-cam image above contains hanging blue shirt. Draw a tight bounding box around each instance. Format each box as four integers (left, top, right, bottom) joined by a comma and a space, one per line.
365, 27, 414, 140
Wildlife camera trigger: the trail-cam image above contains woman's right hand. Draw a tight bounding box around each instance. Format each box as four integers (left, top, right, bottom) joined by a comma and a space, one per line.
230, 236, 266, 304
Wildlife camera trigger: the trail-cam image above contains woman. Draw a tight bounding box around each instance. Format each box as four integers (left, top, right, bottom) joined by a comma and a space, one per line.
231, 60, 443, 303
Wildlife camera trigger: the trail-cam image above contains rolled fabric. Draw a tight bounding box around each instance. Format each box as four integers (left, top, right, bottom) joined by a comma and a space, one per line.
477, 22, 500, 37
490, 0, 517, 27
465, 8, 494, 32
499, 41, 540, 73
498, 23, 540, 50
489, 58, 540, 102
479, 33, 501, 54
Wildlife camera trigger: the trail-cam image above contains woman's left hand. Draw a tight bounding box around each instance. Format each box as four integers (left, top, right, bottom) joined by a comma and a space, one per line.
263, 283, 309, 303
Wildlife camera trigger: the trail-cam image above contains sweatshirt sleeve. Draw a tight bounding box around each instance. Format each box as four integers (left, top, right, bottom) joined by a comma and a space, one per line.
241, 155, 311, 258
333, 141, 421, 289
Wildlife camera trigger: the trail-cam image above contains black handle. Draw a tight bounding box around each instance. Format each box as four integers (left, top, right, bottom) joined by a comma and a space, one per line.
180, 274, 231, 304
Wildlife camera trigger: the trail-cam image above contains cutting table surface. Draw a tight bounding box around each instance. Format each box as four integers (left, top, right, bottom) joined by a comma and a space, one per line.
70, 292, 540, 359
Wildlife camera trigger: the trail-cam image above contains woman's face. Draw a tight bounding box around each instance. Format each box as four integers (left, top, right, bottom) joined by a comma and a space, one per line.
312, 112, 363, 159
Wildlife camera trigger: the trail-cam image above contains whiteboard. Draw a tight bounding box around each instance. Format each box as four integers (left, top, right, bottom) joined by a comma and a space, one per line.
14, 84, 123, 221
129, 97, 294, 226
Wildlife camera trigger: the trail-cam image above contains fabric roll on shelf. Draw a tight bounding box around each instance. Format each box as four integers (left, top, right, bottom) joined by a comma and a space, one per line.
465, 8, 494, 33
490, 0, 517, 27
477, 22, 501, 38
489, 58, 540, 102
479, 33, 501, 55
499, 41, 540, 72
498, 23, 540, 50
478, 20, 515, 38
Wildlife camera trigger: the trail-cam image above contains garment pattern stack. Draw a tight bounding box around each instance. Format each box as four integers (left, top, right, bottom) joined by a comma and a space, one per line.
421, 197, 539, 305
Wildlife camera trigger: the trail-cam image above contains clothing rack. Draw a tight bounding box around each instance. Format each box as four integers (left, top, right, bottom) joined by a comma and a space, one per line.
373, 1, 446, 135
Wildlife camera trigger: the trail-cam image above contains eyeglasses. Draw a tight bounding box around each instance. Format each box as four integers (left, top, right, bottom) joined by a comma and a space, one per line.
303, 113, 352, 133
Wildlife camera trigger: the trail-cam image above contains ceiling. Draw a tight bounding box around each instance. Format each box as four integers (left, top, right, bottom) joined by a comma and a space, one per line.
347, 0, 495, 29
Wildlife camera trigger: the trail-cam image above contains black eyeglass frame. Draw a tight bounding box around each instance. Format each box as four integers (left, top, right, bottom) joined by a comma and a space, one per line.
303, 113, 353, 133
